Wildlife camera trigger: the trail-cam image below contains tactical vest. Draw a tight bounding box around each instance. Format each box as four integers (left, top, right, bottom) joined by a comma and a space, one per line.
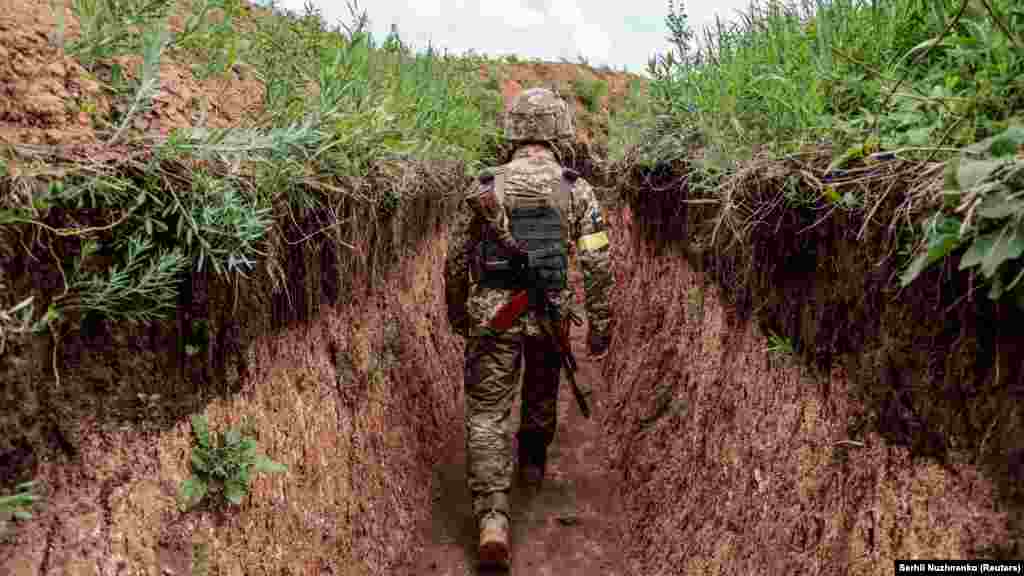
476, 167, 578, 294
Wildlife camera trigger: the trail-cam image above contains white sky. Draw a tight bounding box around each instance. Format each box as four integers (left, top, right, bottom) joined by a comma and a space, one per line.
272, 0, 754, 74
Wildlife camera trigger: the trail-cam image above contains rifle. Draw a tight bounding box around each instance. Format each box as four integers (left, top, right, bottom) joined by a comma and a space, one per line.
488, 289, 591, 419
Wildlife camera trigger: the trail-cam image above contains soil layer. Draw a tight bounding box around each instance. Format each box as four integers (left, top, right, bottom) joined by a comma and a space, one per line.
601, 205, 1011, 574
1, 234, 464, 574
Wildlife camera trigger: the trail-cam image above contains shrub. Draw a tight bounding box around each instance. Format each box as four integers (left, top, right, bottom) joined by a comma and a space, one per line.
178, 415, 286, 510
572, 72, 608, 114
0, 481, 42, 538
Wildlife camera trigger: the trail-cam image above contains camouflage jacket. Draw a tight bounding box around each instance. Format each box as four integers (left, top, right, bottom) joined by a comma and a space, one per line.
444, 145, 613, 344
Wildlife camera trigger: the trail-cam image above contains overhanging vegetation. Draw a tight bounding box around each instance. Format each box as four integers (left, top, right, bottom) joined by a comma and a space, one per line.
1, 0, 500, 333
607, 0, 1024, 550
611, 0, 1024, 308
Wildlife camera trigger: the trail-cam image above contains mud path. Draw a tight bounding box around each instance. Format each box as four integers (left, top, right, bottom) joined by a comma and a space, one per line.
407, 322, 625, 576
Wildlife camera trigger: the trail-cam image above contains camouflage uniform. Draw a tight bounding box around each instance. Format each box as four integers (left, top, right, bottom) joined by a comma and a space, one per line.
443, 88, 614, 524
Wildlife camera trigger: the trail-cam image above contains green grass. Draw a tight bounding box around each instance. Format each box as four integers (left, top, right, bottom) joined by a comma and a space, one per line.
617, 0, 1024, 309
242, 2, 499, 166
643, 0, 1024, 160
4, 0, 503, 326
0, 481, 42, 538
765, 330, 796, 356
571, 72, 609, 114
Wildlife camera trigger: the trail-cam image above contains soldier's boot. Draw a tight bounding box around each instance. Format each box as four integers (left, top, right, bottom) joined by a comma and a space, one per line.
517, 431, 548, 488
478, 510, 511, 569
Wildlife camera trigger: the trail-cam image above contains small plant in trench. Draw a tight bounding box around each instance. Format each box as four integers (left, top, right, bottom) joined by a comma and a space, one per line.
0, 481, 42, 538
178, 415, 286, 511
765, 330, 796, 357
572, 73, 608, 114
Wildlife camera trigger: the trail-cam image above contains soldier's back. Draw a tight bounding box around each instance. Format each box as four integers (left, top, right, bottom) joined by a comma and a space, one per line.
499, 154, 564, 209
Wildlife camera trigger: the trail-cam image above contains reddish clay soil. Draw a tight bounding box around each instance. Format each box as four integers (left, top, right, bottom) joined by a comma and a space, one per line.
0, 237, 465, 575
6, 0, 1010, 573
0, 0, 263, 146
405, 316, 627, 576
600, 206, 1010, 575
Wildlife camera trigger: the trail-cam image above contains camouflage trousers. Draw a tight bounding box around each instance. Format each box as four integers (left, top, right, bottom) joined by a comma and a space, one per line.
464, 324, 562, 519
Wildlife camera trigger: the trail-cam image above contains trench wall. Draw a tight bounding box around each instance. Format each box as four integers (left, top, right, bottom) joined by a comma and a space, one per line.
599, 195, 1019, 573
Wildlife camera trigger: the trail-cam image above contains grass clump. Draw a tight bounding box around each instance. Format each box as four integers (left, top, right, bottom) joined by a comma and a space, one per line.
61, 0, 175, 68
571, 72, 608, 114
619, 0, 1024, 310
647, 0, 1024, 159
243, 3, 498, 167
178, 414, 286, 511
4, 0, 499, 328
608, 78, 696, 166
0, 481, 42, 538
172, 0, 250, 79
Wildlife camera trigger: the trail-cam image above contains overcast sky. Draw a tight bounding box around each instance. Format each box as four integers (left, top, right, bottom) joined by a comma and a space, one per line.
273, 0, 754, 74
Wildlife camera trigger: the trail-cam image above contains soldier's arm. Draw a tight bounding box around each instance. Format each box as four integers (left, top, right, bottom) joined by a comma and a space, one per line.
444, 196, 483, 338
570, 178, 614, 355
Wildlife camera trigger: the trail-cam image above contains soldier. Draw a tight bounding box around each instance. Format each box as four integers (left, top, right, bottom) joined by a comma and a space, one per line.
443, 87, 614, 569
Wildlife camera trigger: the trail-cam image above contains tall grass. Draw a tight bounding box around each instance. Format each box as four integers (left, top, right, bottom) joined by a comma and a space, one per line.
618, 0, 1024, 307
572, 72, 609, 114
6, 0, 501, 326
643, 0, 1024, 160
243, 2, 498, 170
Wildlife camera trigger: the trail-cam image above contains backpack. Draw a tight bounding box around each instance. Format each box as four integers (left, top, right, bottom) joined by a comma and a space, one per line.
476, 165, 579, 295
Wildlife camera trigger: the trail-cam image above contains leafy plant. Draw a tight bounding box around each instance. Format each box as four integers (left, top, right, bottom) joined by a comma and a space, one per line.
899, 212, 965, 287
572, 73, 608, 114
665, 0, 695, 64
174, 173, 272, 276
900, 127, 1024, 305
172, 0, 247, 79
60, 234, 190, 324
178, 414, 286, 511
765, 330, 796, 356
108, 20, 169, 144
66, 0, 175, 68
0, 481, 42, 536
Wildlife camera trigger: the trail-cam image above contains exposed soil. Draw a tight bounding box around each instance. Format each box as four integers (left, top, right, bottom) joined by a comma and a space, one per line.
3, 0, 1018, 573
601, 206, 1011, 574
0, 0, 263, 146
1, 235, 465, 574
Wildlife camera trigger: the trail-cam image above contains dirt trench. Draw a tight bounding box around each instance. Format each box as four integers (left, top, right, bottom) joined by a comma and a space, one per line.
2, 194, 1017, 575
407, 311, 626, 576
405, 204, 1014, 575
0, 232, 466, 575
599, 206, 1012, 574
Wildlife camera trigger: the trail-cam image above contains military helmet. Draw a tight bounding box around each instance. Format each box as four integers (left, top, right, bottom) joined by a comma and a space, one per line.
503, 87, 574, 144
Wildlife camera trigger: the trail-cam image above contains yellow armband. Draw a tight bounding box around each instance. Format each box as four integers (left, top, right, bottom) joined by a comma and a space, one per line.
577, 230, 609, 252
